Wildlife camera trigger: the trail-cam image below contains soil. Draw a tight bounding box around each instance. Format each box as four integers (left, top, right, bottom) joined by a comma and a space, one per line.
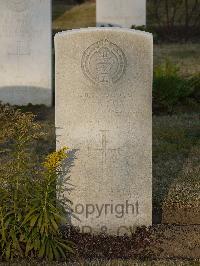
63, 225, 200, 261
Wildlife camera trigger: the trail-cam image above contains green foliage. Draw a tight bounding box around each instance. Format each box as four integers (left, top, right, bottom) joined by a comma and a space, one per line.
0, 104, 73, 261
153, 60, 198, 113
188, 73, 200, 102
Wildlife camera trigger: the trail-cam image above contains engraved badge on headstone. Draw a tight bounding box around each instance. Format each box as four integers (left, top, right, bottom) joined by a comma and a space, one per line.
81, 39, 127, 85
6, 0, 30, 12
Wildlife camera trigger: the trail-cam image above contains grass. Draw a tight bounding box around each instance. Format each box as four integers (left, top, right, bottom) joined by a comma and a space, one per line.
162, 140, 200, 224
165, 144, 200, 205
154, 43, 200, 77
52, 2, 200, 77
21, 106, 200, 225
53, 2, 96, 30
52, 3, 72, 21
0, 2, 199, 264
53, 1, 199, 29
152, 113, 200, 222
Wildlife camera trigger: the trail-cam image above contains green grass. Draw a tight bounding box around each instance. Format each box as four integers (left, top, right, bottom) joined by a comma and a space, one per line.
20, 106, 200, 224
52, 3, 200, 77
53, 1, 199, 29
154, 43, 200, 77
152, 113, 200, 221
163, 141, 200, 224
1, 2, 198, 263
53, 2, 96, 30
52, 3, 72, 21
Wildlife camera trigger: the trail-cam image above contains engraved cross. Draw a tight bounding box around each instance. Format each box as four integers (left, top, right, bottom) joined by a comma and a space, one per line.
8, 40, 30, 77
89, 130, 120, 177
8, 40, 30, 56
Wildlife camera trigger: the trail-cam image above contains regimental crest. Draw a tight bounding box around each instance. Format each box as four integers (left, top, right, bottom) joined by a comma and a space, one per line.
6, 0, 30, 12
81, 39, 127, 85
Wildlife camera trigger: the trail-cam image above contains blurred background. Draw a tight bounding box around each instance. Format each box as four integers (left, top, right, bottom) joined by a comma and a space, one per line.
52, 0, 200, 43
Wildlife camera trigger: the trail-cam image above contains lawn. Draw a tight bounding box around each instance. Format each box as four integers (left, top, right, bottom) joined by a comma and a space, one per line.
52, 2, 200, 77
14, 106, 199, 262
24, 107, 199, 226
0, 1, 199, 264
154, 43, 200, 77
53, 2, 96, 30
23, 1, 199, 262
53, 1, 199, 30
153, 113, 200, 223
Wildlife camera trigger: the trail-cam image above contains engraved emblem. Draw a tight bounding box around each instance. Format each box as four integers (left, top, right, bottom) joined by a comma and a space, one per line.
7, 0, 30, 12
81, 39, 127, 85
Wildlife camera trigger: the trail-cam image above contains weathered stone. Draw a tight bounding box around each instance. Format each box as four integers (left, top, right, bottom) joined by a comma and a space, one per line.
96, 0, 146, 28
55, 28, 153, 235
0, 0, 52, 106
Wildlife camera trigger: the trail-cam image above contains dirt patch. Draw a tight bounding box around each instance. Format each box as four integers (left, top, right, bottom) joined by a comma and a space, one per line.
62, 225, 200, 261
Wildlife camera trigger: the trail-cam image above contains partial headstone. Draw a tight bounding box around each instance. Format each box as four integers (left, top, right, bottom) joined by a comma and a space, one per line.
96, 0, 146, 28
55, 28, 153, 235
0, 0, 52, 106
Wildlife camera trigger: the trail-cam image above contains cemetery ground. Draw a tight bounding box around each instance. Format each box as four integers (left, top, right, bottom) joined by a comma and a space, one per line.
1, 54, 199, 263
0, 61, 200, 259
0, 107, 199, 266
0, 105, 199, 264
27, 3, 200, 263
0, 2, 200, 265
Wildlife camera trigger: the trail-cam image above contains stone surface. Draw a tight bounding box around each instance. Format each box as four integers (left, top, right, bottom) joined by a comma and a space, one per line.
0, 0, 52, 106
96, 0, 146, 28
55, 28, 153, 235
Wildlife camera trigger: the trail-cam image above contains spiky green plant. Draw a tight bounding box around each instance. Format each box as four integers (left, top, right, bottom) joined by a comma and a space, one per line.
0, 104, 73, 260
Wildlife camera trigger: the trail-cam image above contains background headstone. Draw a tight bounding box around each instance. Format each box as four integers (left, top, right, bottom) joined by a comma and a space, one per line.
96, 0, 146, 28
0, 0, 52, 106
55, 28, 153, 235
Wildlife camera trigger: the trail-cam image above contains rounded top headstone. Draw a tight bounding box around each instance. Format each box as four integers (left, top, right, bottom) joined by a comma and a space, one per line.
55, 26, 153, 235
55, 27, 152, 39
55, 28, 152, 86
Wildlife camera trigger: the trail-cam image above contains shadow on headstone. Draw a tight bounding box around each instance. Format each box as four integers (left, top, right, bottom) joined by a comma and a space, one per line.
0, 86, 52, 106
58, 148, 80, 224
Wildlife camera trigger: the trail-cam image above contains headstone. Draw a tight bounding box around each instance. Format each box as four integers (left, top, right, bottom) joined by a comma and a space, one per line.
0, 0, 52, 106
96, 0, 146, 28
55, 28, 153, 235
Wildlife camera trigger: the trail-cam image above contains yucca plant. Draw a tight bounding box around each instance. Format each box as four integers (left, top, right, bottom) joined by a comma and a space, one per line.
0, 104, 73, 261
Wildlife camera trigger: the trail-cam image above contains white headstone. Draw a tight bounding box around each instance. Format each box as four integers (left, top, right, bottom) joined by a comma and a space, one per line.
0, 0, 52, 106
96, 0, 146, 28
55, 28, 153, 235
